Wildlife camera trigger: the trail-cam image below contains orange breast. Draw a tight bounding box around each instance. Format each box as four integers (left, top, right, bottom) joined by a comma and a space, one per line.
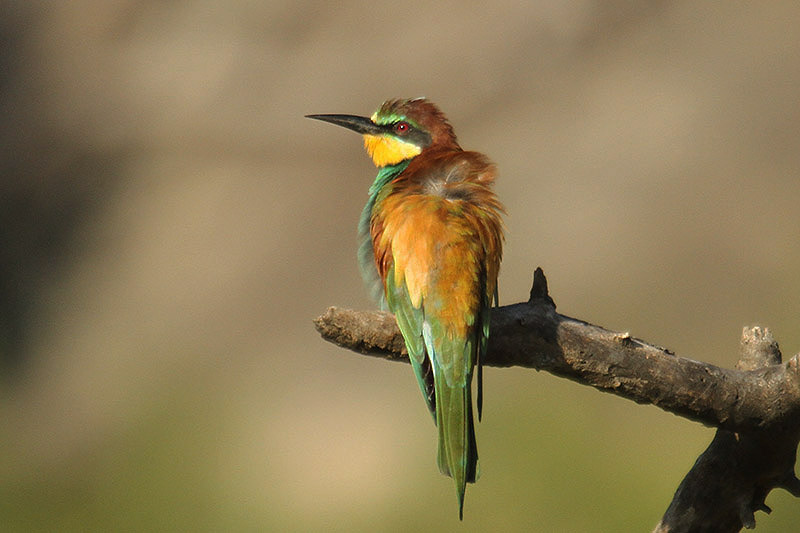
375, 193, 484, 339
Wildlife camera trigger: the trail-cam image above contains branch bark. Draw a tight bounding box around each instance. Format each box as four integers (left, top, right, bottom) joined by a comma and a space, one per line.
314, 268, 800, 531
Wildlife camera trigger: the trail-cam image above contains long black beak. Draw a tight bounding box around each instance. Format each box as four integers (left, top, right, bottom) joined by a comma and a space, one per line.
305, 114, 384, 135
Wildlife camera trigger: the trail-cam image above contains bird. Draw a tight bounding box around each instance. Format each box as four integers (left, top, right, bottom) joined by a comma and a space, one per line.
306, 98, 504, 519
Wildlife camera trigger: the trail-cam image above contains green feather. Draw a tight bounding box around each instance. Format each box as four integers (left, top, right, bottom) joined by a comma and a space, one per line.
424, 320, 479, 520
361, 163, 438, 418
358, 163, 408, 309
385, 264, 435, 418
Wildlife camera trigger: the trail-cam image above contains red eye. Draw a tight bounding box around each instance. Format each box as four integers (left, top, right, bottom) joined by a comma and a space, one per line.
394, 121, 410, 134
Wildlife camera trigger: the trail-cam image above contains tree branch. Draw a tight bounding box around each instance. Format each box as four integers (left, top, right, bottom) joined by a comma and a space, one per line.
314, 268, 800, 531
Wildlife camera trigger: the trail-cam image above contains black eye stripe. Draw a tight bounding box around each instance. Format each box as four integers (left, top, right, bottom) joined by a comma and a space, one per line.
380, 121, 432, 148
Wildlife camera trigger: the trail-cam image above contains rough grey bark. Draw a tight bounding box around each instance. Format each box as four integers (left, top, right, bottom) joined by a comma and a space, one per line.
314, 268, 800, 531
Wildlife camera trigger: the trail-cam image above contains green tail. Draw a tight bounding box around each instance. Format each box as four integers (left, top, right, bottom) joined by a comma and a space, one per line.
434, 375, 479, 520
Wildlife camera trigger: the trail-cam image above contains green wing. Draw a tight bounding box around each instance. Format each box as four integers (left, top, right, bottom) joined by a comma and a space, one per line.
384, 264, 436, 418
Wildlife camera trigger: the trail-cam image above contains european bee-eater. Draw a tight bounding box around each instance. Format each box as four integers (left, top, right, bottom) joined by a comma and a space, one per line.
307, 98, 504, 518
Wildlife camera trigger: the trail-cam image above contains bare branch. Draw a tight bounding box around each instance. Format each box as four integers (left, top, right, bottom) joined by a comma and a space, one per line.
313, 268, 800, 530
314, 269, 800, 433
654, 327, 800, 532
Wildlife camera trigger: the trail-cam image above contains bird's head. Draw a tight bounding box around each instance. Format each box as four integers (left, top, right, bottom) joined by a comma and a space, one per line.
306, 98, 460, 167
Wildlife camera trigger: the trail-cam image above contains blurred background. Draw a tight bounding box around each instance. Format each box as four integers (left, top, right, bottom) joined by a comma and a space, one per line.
1, 1, 799, 531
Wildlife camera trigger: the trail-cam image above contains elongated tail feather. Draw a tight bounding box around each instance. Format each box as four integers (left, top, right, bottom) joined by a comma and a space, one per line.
434, 370, 479, 520
426, 328, 480, 519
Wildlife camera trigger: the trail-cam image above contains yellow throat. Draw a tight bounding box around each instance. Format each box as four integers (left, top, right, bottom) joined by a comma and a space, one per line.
362, 134, 422, 167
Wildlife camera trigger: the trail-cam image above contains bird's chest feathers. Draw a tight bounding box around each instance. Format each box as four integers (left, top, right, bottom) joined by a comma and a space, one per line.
374, 192, 479, 314
363, 134, 422, 167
